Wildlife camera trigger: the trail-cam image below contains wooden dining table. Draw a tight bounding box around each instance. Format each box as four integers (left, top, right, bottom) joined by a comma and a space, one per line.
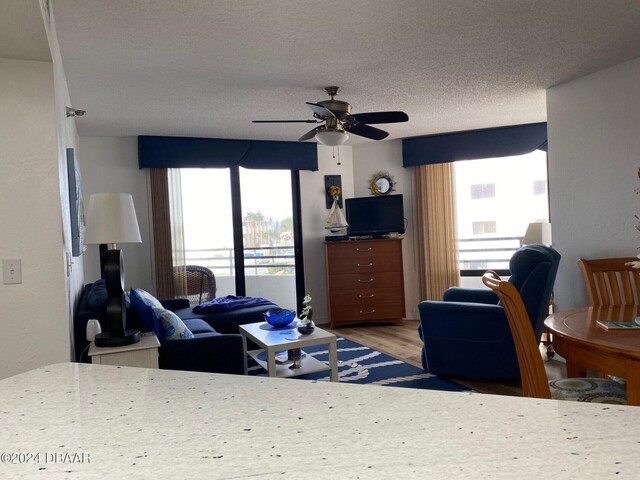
545, 306, 640, 405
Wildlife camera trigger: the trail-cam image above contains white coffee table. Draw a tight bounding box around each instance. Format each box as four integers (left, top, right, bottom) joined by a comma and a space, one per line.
239, 322, 339, 382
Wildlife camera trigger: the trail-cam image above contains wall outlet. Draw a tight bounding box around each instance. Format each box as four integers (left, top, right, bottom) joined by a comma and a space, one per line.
3, 259, 22, 284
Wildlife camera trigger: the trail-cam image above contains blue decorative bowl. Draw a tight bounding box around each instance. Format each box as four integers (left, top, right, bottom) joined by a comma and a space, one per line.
263, 309, 296, 328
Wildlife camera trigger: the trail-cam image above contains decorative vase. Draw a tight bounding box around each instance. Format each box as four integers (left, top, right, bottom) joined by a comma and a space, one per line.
297, 320, 315, 335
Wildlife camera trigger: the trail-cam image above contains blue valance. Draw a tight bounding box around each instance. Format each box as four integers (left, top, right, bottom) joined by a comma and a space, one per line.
402, 122, 547, 168
138, 135, 318, 171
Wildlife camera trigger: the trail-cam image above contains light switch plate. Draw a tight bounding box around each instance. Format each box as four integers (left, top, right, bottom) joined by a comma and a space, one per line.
3, 259, 22, 284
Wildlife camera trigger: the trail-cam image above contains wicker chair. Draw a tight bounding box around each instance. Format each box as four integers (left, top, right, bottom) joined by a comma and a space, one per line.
176, 265, 217, 306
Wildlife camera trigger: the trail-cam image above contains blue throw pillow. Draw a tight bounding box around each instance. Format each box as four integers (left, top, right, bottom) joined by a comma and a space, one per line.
130, 288, 163, 334
153, 307, 194, 340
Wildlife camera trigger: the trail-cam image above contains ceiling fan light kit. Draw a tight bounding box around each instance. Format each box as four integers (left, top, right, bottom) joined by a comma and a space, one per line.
252, 86, 409, 144
315, 127, 349, 146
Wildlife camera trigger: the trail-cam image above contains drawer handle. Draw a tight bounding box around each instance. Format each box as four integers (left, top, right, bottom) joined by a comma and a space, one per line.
357, 263, 373, 267
359, 309, 376, 314
356, 247, 372, 252
358, 294, 375, 298
357, 278, 374, 283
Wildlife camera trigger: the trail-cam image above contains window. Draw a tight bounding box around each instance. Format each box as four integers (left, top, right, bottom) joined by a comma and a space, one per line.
472, 221, 496, 234
533, 179, 547, 195
454, 150, 549, 274
470, 183, 496, 199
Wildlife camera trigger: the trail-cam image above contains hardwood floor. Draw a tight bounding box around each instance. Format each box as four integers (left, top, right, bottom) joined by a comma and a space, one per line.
325, 319, 567, 397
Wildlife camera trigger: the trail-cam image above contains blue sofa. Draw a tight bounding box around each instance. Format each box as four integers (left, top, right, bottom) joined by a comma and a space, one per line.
418, 245, 561, 381
74, 280, 278, 375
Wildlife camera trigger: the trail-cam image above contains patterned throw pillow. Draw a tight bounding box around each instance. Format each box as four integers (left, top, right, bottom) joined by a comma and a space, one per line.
130, 288, 163, 334
153, 307, 195, 340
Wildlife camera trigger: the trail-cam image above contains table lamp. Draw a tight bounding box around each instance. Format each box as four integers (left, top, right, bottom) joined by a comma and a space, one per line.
522, 222, 552, 246
84, 193, 142, 347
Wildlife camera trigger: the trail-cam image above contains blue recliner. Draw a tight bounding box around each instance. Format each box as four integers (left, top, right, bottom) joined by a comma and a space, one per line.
418, 245, 561, 380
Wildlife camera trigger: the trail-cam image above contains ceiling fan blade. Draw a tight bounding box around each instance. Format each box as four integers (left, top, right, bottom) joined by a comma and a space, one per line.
298, 126, 322, 142
346, 123, 389, 140
351, 111, 409, 124
306, 102, 336, 119
252, 119, 319, 123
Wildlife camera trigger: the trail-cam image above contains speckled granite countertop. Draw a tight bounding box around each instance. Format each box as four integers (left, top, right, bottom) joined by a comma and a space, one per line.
1, 363, 639, 479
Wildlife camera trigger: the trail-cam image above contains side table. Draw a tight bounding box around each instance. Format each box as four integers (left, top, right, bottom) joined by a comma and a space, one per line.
89, 333, 160, 369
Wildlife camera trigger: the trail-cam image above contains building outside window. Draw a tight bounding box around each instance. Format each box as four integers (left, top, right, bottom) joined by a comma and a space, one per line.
472, 220, 497, 235
454, 150, 549, 274
470, 183, 496, 199
533, 179, 547, 195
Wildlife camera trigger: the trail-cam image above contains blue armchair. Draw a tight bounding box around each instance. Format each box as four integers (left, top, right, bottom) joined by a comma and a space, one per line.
418, 245, 560, 380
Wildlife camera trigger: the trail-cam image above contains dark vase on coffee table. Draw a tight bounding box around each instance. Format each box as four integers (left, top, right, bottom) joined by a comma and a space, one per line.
297, 320, 315, 335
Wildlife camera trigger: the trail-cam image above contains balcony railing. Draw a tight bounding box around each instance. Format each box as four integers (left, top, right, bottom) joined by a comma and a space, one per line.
184, 246, 294, 276
185, 237, 522, 278
458, 236, 523, 276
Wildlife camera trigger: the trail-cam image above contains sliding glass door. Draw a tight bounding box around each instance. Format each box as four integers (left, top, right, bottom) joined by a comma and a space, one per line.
240, 168, 297, 310
180, 168, 236, 297
175, 167, 302, 310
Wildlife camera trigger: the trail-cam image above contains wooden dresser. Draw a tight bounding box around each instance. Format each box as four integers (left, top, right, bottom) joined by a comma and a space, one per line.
325, 238, 405, 328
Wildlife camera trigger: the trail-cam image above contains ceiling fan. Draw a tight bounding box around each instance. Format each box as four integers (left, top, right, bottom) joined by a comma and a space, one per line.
252, 86, 409, 146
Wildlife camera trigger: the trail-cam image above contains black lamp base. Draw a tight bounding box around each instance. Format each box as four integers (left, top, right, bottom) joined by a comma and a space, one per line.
94, 329, 141, 348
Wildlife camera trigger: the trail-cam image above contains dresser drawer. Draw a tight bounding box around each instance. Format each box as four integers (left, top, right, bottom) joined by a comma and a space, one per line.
328, 272, 403, 291
326, 240, 403, 274
326, 240, 401, 263
329, 302, 405, 323
329, 287, 403, 307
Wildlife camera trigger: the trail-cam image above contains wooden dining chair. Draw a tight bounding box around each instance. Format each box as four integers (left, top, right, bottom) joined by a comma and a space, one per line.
482, 271, 626, 403
577, 257, 640, 307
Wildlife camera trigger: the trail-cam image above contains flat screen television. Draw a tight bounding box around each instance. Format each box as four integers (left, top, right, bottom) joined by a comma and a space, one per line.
345, 194, 405, 237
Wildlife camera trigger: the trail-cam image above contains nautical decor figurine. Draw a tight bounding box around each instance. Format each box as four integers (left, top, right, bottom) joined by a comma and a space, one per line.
297, 292, 315, 335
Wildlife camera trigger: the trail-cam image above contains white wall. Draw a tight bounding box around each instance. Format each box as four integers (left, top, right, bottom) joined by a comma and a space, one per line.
352, 140, 419, 320
547, 56, 640, 309
44, 3, 85, 363
0, 58, 70, 379
79, 137, 154, 292
300, 145, 354, 324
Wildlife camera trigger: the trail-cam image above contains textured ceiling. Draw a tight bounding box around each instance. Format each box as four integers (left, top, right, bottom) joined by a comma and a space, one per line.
0, 0, 50, 62
49, 0, 640, 143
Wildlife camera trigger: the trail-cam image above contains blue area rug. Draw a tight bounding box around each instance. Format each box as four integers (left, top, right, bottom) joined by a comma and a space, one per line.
248, 337, 469, 392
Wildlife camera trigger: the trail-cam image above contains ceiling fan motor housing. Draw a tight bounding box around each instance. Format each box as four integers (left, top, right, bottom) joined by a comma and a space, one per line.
317, 99, 352, 120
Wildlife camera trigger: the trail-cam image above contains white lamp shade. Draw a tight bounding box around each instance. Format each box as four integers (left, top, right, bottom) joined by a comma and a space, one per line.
315, 128, 349, 146
84, 193, 142, 245
522, 222, 552, 246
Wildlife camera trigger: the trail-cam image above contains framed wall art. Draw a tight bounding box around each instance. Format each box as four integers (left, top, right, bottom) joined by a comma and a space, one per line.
66, 148, 86, 257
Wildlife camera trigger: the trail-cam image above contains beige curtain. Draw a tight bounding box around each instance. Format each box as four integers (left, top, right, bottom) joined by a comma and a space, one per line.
414, 163, 460, 300
149, 168, 187, 298
168, 169, 187, 297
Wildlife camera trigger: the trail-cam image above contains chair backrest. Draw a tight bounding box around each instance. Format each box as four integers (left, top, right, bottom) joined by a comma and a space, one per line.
507, 245, 561, 340
577, 257, 640, 307
177, 265, 217, 306
482, 271, 552, 399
